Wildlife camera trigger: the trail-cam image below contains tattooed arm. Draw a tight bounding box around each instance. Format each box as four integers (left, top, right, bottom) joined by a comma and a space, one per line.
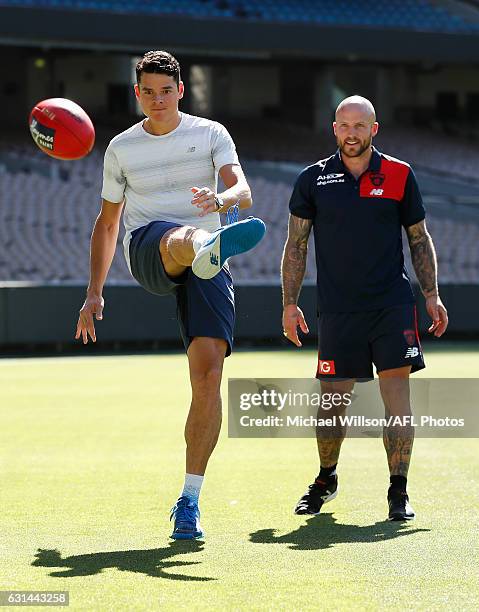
406, 220, 448, 337
281, 214, 313, 347
406, 219, 438, 297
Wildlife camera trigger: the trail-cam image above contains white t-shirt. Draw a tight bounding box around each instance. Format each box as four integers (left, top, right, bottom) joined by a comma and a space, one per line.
101, 112, 240, 272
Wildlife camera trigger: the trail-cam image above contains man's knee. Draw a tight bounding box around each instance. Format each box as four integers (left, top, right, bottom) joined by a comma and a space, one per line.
379, 375, 411, 415
379, 376, 410, 397
191, 363, 222, 385
188, 338, 226, 394
160, 225, 197, 273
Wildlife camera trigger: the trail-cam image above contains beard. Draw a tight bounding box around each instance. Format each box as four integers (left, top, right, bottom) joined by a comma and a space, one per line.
337, 135, 372, 158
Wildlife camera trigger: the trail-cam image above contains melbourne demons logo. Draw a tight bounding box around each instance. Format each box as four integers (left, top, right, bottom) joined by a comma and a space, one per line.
369, 172, 385, 187
403, 329, 416, 346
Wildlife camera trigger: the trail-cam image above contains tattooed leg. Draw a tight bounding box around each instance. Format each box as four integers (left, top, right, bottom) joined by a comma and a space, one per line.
378, 368, 414, 477
316, 379, 355, 467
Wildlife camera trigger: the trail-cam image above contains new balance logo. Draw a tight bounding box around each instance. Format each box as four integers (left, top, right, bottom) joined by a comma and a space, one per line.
370, 188, 384, 196
209, 253, 219, 266
405, 347, 419, 358
187, 146, 196, 152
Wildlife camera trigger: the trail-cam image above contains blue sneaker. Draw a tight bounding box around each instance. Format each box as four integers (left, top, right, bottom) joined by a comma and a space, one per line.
170, 496, 204, 540
192, 216, 266, 279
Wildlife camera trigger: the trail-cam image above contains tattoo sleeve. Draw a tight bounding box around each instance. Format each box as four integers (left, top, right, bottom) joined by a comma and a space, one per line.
406, 220, 438, 297
281, 214, 313, 307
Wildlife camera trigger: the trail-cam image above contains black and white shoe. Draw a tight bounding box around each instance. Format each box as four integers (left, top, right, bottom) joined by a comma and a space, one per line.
294, 476, 338, 515
387, 489, 415, 521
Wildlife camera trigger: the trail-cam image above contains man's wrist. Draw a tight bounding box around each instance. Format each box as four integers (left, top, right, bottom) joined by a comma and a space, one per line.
87, 286, 102, 297
214, 196, 223, 212
424, 289, 439, 298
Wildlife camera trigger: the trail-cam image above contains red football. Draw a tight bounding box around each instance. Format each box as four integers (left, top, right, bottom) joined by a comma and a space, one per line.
29, 98, 95, 160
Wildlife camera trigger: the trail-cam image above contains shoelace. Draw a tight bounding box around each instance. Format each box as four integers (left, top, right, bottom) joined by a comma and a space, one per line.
171, 497, 198, 525
304, 477, 337, 496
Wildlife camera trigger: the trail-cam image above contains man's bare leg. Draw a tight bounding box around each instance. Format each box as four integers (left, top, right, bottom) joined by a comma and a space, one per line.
159, 226, 210, 277
185, 337, 226, 475
294, 378, 354, 515
379, 366, 414, 477
316, 378, 356, 467
170, 337, 226, 539
379, 366, 416, 520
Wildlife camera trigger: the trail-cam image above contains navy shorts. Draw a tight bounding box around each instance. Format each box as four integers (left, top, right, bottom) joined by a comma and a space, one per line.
316, 303, 425, 380
129, 220, 235, 356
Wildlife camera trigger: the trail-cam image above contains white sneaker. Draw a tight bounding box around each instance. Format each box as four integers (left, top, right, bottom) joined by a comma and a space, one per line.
192, 217, 266, 280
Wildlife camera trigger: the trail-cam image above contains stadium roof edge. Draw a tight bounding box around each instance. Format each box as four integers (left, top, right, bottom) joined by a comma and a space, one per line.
1, 6, 479, 62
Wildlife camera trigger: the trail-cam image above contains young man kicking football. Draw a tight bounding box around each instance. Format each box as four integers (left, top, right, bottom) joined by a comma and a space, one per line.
75, 50, 265, 539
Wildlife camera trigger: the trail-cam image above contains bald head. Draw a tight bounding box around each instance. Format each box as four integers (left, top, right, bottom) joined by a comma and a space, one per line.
333, 95, 378, 160
335, 96, 376, 122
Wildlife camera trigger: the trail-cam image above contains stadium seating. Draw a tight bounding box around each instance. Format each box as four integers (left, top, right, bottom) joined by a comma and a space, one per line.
228, 118, 479, 185
1, 0, 479, 33
1, 137, 479, 285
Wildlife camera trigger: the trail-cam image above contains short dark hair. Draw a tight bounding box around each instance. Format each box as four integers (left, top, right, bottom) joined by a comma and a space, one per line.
136, 50, 181, 86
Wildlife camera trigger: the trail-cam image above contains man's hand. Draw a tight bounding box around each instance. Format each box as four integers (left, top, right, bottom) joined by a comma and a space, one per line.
191, 186, 219, 217
425, 294, 448, 337
75, 294, 104, 344
282, 304, 309, 347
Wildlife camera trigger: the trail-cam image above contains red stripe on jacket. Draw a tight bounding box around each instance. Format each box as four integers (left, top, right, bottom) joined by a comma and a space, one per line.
360, 157, 410, 201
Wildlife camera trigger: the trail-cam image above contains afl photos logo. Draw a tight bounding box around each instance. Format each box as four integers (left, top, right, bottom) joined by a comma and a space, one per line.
369, 172, 385, 187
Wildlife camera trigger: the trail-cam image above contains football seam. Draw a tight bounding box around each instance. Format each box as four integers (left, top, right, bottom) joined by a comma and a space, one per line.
54, 110, 95, 158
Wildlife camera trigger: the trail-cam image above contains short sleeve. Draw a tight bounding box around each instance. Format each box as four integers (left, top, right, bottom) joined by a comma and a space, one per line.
101, 143, 126, 203
289, 167, 316, 220
211, 122, 239, 171
400, 168, 426, 228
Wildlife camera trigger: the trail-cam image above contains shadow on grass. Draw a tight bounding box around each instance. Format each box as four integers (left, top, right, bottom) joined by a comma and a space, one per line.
250, 513, 430, 550
32, 541, 215, 581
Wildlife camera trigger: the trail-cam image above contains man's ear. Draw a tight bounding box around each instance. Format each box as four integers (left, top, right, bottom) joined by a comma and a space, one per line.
372, 121, 379, 137
134, 83, 140, 100
332, 121, 337, 136
178, 81, 185, 100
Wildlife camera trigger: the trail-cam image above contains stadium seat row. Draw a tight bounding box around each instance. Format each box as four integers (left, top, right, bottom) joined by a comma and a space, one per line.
1, 0, 478, 33
1, 141, 479, 284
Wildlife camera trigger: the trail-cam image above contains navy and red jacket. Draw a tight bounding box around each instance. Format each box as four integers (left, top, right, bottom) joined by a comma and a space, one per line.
289, 147, 426, 313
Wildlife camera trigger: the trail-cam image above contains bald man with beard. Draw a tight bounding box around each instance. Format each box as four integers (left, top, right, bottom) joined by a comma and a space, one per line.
281, 95, 448, 521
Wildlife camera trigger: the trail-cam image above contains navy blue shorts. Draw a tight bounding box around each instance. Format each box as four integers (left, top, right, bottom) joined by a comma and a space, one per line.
129, 220, 235, 357
316, 303, 425, 380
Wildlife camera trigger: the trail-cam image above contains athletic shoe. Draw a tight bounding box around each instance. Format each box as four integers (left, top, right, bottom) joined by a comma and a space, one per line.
294, 476, 338, 515
387, 488, 415, 521
192, 217, 266, 279
170, 496, 204, 539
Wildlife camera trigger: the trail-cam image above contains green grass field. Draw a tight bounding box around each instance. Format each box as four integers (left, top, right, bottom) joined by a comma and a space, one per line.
1, 344, 478, 611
